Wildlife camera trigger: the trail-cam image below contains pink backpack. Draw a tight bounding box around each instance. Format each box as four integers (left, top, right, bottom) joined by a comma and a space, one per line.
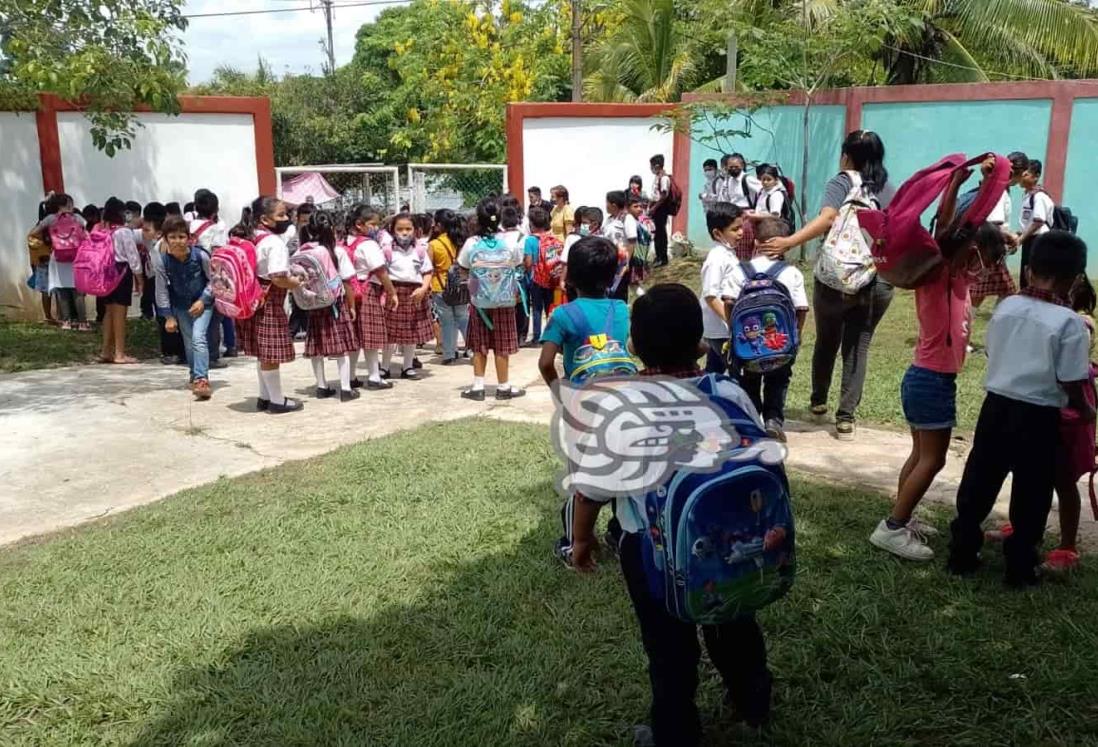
210, 237, 262, 319
290, 242, 344, 310
863, 153, 1010, 289
50, 213, 86, 263
74, 225, 125, 297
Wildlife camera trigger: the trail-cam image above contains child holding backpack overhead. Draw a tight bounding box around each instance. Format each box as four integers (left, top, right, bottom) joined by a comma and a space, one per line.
153, 216, 218, 401
569, 283, 776, 745
525, 205, 562, 342
725, 217, 809, 444
235, 196, 305, 414
29, 193, 89, 330
458, 197, 526, 401
347, 204, 400, 390
300, 210, 360, 402
948, 231, 1093, 587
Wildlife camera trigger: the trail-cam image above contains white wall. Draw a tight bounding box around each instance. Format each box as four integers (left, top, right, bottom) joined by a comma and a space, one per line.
0, 113, 45, 319
522, 116, 672, 214
57, 112, 259, 228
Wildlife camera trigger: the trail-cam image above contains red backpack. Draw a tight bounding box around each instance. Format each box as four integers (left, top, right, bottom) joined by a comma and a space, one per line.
665, 175, 683, 216
862, 153, 1010, 289
531, 233, 564, 288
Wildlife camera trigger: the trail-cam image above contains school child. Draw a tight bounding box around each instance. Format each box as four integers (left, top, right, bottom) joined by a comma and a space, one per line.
152, 216, 218, 400
379, 213, 434, 379
458, 197, 526, 401
752, 165, 787, 220
348, 204, 400, 390
603, 190, 638, 303
539, 235, 631, 562
698, 202, 745, 376
499, 204, 530, 345
140, 202, 185, 365
286, 202, 315, 339
870, 222, 1006, 561
948, 231, 1092, 587
428, 208, 470, 364
628, 195, 654, 289
1017, 159, 1055, 290
699, 158, 720, 209
29, 193, 88, 330
970, 151, 1027, 308
562, 207, 602, 303
569, 283, 772, 745
95, 197, 144, 364
235, 196, 305, 414
165, 202, 182, 219
725, 217, 809, 443
188, 188, 234, 363
27, 216, 56, 326
300, 210, 361, 402
524, 205, 561, 344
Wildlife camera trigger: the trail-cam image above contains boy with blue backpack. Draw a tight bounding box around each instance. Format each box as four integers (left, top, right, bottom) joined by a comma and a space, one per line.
725, 217, 808, 443
568, 283, 785, 746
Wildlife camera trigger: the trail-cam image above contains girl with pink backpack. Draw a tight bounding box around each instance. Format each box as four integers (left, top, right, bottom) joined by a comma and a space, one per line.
234, 196, 306, 414
28, 193, 90, 330
300, 210, 361, 402
85, 197, 144, 364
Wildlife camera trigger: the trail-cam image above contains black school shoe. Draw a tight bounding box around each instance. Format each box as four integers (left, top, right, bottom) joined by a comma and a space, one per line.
366, 379, 393, 390
208, 359, 228, 370
441, 357, 456, 366
412, 357, 423, 369
350, 378, 364, 389
461, 388, 486, 401
316, 387, 337, 399
256, 398, 270, 412
267, 397, 304, 414
401, 368, 419, 380
379, 368, 391, 380
495, 387, 526, 400
340, 389, 361, 402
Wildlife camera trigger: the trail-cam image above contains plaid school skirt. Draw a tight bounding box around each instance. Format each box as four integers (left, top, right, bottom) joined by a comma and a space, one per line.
238, 284, 295, 364
466, 305, 519, 356
305, 294, 358, 358
736, 219, 756, 261
385, 282, 434, 345
357, 281, 387, 350
970, 264, 1016, 307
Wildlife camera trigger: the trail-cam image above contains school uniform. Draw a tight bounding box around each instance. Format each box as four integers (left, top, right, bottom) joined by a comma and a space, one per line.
501, 228, 530, 341
970, 190, 1016, 306
458, 235, 523, 355
948, 289, 1091, 582
384, 240, 434, 345
718, 172, 761, 209
188, 217, 229, 252
237, 232, 296, 364
756, 186, 786, 218
603, 213, 638, 302
351, 235, 390, 350
1018, 188, 1055, 290
699, 242, 740, 374
726, 257, 809, 425
305, 245, 359, 358
104, 225, 143, 306
36, 212, 87, 323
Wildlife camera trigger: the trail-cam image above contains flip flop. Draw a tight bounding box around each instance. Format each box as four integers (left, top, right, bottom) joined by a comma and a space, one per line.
113, 356, 139, 365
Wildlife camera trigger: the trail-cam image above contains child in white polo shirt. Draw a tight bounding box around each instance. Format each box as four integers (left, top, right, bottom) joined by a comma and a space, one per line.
698, 202, 744, 375
1017, 158, 1056, 290
948, 231, 1093, 587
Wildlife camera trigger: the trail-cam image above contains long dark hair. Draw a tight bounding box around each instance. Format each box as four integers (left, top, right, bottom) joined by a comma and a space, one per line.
247, 196, 282, 239
301, 209, 338, 265
842, 130, 888, 194
433, 208, 467, 247
475, 197, 501, 237
347, 203, 382, 236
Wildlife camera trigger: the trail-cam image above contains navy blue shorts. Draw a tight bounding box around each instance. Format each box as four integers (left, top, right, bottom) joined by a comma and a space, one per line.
901, 365, 957, 430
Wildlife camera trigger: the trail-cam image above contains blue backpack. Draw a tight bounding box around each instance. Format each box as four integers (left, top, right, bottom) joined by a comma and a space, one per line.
641, 374, 795, 624
562, 302, 638, 383
467, 235, 518, 309
728, 260, 799, 374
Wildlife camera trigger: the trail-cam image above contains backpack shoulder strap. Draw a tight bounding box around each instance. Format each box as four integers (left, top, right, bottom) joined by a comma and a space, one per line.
561, 302, 592, 339
763, 260, 787, 280
739, 260, 757, 280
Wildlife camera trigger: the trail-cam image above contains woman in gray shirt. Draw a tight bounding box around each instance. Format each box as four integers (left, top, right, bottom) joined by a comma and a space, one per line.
760, 130, 893, 440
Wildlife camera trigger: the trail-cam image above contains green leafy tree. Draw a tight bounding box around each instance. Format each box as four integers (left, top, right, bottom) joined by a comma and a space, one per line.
0, 0, 188, 154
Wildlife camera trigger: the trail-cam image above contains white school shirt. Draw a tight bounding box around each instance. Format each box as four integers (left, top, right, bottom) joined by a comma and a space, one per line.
189, 217, 229, 251
330, 245, 356, 281
457, 235, 524, 269
1020, 189, 1054, 235
561, 232, 583, 264
602, 213, 639, 248
984, 295, 1090, 408
726, 257, 810, 310
757, 185, 786, 217
986, 190, 1012, 226
255, 232, 289, 279
699, 243, 741, 339
387, 241, 434, 284
650, 173, 671, 203
500, 228, 525, 255
112, 226, 143, 274
720, 173, 761, 208
352, 237, 388, 284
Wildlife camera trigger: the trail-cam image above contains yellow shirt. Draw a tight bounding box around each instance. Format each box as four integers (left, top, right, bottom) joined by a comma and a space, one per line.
550, 204, 574, 242
429, 234, 457, 293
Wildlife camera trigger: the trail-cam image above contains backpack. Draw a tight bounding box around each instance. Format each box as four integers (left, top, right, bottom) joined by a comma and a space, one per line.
49, 213, 86, 262
73, 225, 125, 297
561, 302, 637, 383
192, 220, 215, 241
467, 235, 518, 309
290, 242, 344, 310
863, 153, 1010, 289
815, 171, 879, 294
434, 237, 469, 307
531, 233, 564, 288
762, 187, 796, 231
1025, 189, 1079, 234
728, 261, 799, 374
641, 374, 795, 624
665, 175, 683, 216
209, 237, 262, 319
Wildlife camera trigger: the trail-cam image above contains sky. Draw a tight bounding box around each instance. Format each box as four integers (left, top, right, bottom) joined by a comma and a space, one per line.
182, 0, 407, 83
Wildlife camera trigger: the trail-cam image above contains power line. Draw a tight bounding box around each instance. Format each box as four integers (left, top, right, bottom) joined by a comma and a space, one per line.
879, 43, 1052, 82
184, 0, 408, 20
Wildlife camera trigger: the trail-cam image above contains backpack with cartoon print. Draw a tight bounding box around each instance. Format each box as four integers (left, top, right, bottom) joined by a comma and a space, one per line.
728, 260, 799, 373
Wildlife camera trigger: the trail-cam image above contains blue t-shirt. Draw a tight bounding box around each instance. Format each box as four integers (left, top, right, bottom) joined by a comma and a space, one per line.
523, 235, 540, 264
541, 297, 631, 377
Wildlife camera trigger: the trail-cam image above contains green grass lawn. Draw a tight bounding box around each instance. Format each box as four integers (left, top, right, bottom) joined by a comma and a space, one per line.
0, 319, 160, 373
650, 257, 994, 432
3, 420, 1096, 746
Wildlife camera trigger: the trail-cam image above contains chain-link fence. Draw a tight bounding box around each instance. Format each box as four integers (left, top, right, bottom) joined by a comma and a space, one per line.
406, 164, 508, 215
276, 166, 401, 215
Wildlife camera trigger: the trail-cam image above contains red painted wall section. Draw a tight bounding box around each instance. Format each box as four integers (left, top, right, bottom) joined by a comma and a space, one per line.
35, 95, 64, 193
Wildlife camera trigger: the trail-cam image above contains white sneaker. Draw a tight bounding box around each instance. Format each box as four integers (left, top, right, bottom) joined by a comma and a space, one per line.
869, 519, 935, 561
908, 516, 939, 537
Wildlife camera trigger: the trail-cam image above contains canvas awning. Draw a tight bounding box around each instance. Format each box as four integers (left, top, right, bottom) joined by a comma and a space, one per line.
280, 171, 341, 206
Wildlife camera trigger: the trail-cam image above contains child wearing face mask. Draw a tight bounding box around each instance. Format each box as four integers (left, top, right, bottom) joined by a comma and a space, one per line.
382, 212, 434, 380
699, 158, 721, 209
347, 204, 400, 389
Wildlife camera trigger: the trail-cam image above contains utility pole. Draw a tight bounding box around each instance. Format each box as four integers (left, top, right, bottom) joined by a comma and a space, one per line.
571, 0, 582, 102
321, 0, 336, 74
725, 31, 737, 93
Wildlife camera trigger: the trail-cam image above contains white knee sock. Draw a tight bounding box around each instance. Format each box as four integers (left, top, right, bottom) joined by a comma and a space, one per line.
260, 368, 284, 405
257, 362, 269, 400
311, 357, 328, 388
471, 375, 485, 392
349, 350, 360, 378
402, 344, 415, 371
337, 355, 351, 390
366, 349, 381, 382
382, 345, 394, 372
498, 380, 510, 393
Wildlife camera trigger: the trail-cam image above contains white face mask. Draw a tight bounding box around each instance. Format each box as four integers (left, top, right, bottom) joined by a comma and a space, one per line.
704, 169, 717, 181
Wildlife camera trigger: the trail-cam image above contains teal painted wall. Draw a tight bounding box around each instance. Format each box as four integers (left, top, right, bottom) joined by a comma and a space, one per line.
862, 100, 1052, 268
687, 105, 846, 247
1062, 98, 1098, 268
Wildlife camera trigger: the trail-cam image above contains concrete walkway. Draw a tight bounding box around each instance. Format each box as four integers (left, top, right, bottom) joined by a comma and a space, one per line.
2, 348, 1089, 547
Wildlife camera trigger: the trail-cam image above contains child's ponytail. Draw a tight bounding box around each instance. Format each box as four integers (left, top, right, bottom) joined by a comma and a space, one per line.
475, 197, 501, 237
